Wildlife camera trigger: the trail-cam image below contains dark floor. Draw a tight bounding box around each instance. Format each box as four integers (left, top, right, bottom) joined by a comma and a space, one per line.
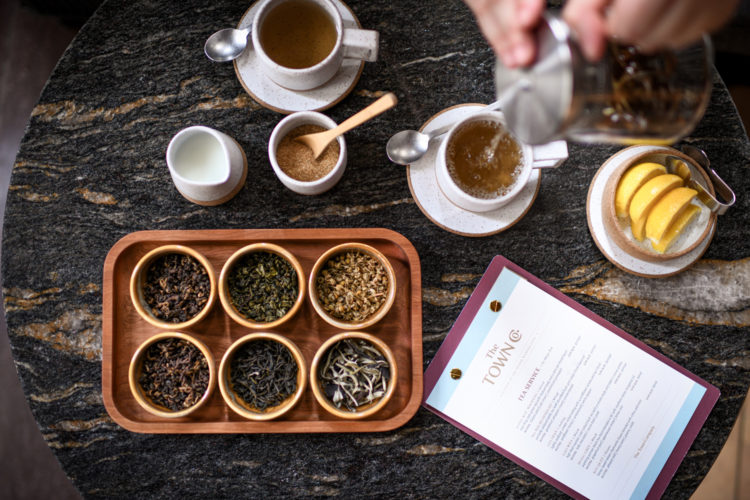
0, 2, 748, 499
0, 1, 81, 498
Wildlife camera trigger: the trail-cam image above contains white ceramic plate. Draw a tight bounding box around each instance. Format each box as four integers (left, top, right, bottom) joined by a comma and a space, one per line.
586, 145, 716, 277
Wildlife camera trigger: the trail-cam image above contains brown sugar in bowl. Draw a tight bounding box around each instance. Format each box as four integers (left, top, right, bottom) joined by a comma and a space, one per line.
129, 245, 217, 330
601, 146, 716, 262
310, 331, 397, 420
128, 331, 216, 419
309, 242, 397, 330
218, 332, 307, 421
218, 243, 306, 329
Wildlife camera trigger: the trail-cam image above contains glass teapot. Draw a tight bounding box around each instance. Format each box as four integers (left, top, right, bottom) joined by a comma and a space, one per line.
494, 14, 713, 145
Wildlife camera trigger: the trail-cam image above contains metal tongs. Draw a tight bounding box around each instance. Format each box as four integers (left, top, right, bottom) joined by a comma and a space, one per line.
665, 145, 736, 215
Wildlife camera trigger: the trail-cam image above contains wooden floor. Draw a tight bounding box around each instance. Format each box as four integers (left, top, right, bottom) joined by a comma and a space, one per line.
0, 1, 747, 498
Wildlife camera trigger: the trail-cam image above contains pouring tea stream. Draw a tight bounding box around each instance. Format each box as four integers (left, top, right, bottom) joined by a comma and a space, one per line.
385, 84, 523, 166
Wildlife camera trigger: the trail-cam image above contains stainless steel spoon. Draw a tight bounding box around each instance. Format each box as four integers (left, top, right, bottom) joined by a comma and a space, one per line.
204, 27, 251, 62
385, 123, 453, 165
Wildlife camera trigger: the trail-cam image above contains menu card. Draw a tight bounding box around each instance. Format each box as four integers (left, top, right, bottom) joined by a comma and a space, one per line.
423, 256, 719, 500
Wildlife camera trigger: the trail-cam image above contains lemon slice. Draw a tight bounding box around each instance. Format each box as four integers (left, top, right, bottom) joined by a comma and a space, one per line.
645, 187, 698, 243
652, 204, 701, 253
628, 174, 684, 240
615, 162, 667, 217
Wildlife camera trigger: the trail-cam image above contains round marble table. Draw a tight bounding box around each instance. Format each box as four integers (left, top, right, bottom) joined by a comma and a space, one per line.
3, 0, 749, 497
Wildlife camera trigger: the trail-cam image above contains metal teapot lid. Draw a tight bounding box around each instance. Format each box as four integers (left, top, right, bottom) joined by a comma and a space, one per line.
495, 15, 580, 145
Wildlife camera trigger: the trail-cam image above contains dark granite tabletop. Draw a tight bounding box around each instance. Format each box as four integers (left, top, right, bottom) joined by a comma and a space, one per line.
2, 0, 749, 498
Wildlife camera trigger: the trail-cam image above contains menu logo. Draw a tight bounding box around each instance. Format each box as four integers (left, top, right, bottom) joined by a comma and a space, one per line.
481, 329, 522, 385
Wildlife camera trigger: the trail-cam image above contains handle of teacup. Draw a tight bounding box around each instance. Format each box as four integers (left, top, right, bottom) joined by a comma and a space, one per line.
342, 28, 379, 61
531, 140, 568, 169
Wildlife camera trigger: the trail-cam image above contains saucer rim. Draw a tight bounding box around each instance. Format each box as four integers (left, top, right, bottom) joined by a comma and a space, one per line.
232, 0, 365, 114
406, 103, 541, 237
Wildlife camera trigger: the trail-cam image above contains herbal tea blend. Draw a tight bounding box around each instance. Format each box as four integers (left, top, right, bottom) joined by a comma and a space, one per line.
228, 251, 299, 323
138, 338, 210, 411
320, 338, 391, 411
230, 339, 298, 411
143, 252, 210, 323
315, 250, 389, 322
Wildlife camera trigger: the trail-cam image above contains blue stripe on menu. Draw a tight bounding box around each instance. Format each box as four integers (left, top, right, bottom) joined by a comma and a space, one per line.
425, 267, 522, 412
629, 383, 707, 500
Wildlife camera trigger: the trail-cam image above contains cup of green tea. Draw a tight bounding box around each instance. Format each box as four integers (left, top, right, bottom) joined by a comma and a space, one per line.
435, 110, 568, 212
251, 0, 379, 90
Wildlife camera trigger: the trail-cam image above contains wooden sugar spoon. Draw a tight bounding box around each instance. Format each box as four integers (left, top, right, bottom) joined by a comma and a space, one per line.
295, 92, 398, 159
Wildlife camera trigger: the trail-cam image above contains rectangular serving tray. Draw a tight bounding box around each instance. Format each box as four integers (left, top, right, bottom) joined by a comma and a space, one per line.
102, 228, 423, 433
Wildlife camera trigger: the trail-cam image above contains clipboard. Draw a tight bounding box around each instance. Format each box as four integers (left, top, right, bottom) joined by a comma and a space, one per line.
422, 255, 720, 500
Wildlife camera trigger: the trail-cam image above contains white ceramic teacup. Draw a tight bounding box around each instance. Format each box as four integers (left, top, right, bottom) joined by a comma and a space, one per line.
166, 126, 248, 206
268, 111, 347, 195
435, 110, 568, 212
251, 0, 378, 91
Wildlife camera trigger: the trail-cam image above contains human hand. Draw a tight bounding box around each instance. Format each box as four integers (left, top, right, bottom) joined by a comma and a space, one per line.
563, 0, 740, 61
463, 0, 545, 67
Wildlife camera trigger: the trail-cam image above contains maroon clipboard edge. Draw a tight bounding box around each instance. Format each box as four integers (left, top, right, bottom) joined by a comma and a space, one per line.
422, 255, 720, 500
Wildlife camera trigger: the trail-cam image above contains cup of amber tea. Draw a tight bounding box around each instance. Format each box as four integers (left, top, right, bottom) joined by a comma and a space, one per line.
435, 110, 568, 212
251, 0, 379, 90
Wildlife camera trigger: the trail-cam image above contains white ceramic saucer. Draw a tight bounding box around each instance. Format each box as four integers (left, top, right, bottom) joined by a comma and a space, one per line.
233, 0, 364, 114
586, 148, 716, 278
406, 104, 541, 237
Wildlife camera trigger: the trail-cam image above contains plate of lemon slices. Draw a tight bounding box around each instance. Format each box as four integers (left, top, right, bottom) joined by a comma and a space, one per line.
587, 145, 717, 278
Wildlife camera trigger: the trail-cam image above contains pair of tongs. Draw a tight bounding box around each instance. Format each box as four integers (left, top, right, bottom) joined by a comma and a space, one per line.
665, 145, 736, 215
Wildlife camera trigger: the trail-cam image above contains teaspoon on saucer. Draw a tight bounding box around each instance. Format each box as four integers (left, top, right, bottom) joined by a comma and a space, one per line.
386, 95, 511, 166
204, 27, 251, 62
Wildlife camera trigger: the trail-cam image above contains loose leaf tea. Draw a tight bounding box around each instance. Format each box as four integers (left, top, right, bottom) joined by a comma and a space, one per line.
138, 338, 210, 411
142, 253, 210, 323
600, 43, 691, 133
319, 339, 391, 411
230, 339, 298, 411
315, 250, 389, 322
228, 251, 299, 323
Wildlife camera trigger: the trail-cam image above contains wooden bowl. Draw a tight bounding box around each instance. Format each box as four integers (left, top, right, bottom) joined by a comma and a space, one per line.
128, 332, 216, 419
601, 146, 716, 262
218, 332, 307, 421
309, 242, 396, 330
130, 245, 217, 329
218, 243, 305, 329
310, 331, 397, 420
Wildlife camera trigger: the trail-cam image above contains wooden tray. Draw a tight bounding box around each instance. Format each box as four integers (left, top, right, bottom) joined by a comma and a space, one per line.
102, 228, 423, 433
